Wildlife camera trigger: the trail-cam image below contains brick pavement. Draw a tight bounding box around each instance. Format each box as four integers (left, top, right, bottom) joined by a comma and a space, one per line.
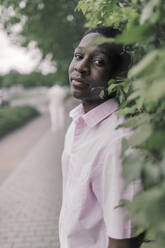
0, 127, 65, 248
0, 98, 79, 248
0, 114, 50, 184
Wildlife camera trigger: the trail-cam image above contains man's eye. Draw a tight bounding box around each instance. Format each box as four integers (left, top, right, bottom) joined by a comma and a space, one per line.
74, 53, 83, 60
94, 60, 105, 67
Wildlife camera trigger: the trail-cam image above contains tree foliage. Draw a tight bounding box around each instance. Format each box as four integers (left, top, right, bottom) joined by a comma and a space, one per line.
0, 0, 86, 85
77, 0, 165, 246
0, 70, 60, 88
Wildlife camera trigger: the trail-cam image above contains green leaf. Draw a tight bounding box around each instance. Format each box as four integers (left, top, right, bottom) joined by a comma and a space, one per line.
145, 79, 165, 103
115, 24, 155, 45
76, 0, 89, 14
146, 131, 165, 151
127, 186, 164, 228
89, 36, 115, 46
117, 114, 150, 130
116, 105, 137, 115
99, 90, 105, 99
116, 199, 130, 209
107, 82, 125, 94
140, 0, 160, 24
122, 150, 144, 185
127, 124, 152, 147
128, 50, 158, 78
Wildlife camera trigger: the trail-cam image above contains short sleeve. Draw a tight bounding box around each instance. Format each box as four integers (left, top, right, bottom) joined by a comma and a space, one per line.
91, 137, 142, 239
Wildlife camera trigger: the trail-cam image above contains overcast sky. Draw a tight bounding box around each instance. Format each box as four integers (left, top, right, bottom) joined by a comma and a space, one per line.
0, 29, 56, 75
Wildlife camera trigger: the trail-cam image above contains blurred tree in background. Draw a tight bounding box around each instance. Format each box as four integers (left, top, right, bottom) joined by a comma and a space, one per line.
0, 70, 59, 88
77, 0, 165, 247
0, 0, 86, 85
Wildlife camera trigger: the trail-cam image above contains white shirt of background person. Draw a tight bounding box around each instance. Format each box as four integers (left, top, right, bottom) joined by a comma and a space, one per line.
47, 85, 66, 132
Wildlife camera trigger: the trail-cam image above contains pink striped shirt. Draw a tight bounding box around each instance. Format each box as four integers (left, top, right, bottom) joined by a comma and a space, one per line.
59, 98, 141, 248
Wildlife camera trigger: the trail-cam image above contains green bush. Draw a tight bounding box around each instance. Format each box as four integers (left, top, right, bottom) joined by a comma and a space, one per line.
77, 0, 165, 246
0, 105, 40, 138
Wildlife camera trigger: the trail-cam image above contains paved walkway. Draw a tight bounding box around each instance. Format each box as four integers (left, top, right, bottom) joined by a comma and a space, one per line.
0, 114, 50, 184
0, 98, 78, 248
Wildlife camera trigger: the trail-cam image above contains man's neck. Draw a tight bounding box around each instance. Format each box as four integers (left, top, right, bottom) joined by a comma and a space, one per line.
82, 100, 105, 113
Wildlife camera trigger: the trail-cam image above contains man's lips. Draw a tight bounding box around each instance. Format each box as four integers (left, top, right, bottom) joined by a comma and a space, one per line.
71, 78, 89, 88
72, 80, 85, 87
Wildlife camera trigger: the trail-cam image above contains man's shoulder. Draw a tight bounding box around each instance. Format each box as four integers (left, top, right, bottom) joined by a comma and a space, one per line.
99, 111, 125, 133
98, 112, 130, 145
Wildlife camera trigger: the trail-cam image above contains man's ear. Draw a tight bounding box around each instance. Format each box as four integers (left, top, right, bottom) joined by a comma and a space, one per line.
112, 50, 131, 80
120, 52, 132, 76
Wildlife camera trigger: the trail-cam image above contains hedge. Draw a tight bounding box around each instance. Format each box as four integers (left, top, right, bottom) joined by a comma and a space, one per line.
0, 105, 40, 138
77, 0, 165, 246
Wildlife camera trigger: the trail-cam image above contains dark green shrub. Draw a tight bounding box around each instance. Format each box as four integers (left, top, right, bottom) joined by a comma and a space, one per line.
0, 105, 40, 138
77, 0, 165, 246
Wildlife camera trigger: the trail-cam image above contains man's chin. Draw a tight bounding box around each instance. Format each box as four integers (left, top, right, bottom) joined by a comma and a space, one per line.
72, 92, 84, 100
71, 87, 108, 103
71, 88, 86, 100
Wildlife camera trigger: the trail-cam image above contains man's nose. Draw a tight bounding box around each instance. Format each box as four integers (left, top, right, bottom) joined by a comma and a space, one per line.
74, 59, 89, 74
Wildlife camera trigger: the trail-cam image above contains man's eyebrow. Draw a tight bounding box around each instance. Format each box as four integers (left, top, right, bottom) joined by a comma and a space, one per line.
74, 46, 83, 52
92, 49, 108, 57
74, 46, 108, 56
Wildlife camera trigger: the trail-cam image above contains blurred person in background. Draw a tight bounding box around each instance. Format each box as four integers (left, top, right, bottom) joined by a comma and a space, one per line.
47, 84, 66, 132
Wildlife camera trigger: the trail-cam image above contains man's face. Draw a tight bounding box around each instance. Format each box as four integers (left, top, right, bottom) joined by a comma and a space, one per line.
68, 33, 112, 104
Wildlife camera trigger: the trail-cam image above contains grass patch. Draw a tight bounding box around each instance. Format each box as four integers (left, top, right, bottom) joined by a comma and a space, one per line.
0, 105, 40, 138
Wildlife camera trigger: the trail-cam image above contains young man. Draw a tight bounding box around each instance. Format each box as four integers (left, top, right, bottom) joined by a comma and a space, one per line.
59, 27, 143, 248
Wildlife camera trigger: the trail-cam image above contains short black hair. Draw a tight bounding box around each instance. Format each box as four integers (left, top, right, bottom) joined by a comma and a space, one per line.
86, 26, 131, 80
86, 26, 121, 38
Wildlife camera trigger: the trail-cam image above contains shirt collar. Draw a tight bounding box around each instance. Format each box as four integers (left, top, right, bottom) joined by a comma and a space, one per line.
69, 98, 119, 128
69, 103, 84, 120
